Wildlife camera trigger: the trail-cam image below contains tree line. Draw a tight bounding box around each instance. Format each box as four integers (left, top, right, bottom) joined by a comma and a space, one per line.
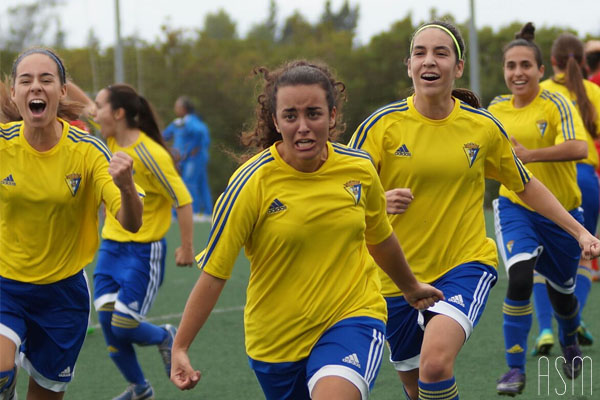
1, 1, 597, 203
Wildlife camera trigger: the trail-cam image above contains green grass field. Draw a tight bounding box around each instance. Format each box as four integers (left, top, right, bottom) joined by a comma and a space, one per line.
15, 212, 599, 399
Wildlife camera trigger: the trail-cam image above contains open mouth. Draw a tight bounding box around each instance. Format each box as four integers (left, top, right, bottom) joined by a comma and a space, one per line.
295, 139, 315, 149
421, 73, 440, 82
29, 99, 47, 116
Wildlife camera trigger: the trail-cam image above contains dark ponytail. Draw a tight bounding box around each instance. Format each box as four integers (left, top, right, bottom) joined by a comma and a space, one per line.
452, 88, 481, 108
551, 33, 598, 138
106, 84, 172, 156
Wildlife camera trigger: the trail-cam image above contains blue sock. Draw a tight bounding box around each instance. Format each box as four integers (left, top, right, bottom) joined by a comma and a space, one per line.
99, 310, 146, 385
503, 298, 532, 373
532, 275, 553, 333
0, 367, 16, 395
574, 266, 592, 310
554, 300, 580, 347
418, 377, 458, 400
111, 311, 167, 345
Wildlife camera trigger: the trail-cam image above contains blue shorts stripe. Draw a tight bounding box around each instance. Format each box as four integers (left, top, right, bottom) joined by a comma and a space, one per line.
468, 271, 495, 322
365, 329, 384, 384
141, 241, 164, 315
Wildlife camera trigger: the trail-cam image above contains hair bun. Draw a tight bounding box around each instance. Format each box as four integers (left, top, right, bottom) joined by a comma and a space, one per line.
515, 22, 535, 41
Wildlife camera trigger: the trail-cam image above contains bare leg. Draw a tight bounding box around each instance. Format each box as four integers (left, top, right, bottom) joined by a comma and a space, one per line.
419, 314, 464, 383
398, 369, 419, 399
26, 377, 65, 400
312, 376, 361, 400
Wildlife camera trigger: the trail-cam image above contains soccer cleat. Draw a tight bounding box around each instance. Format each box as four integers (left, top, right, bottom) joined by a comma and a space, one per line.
112, 381, 154, 400
576, 321, 594, 346
496, 368, 525, 396
530, 329, 554, 356
561, 344, 582, 380
158, 324, 177, 378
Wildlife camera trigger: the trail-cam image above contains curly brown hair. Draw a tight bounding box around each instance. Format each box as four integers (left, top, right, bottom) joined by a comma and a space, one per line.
240, 60, 346, 155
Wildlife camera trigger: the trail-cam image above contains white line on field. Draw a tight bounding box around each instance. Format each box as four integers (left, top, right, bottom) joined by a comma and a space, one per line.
89, 305, 244, 329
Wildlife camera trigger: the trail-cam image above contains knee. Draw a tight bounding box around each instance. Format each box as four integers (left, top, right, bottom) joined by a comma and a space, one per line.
419, 354, 453, 382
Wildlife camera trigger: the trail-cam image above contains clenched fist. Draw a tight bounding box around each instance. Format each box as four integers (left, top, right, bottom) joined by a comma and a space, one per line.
109, 151, 135, 190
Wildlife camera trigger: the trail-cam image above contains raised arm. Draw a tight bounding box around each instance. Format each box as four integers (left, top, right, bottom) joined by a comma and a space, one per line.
517, 177, 600, 259
109, 151, 143, 232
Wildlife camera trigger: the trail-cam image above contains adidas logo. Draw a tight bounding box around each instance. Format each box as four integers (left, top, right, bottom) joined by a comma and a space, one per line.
447, 294, 465, 307
58, 366, 71, 378
342, 353, 361, 368
267, 198, 286, 214
128, 301, 140, 311
507, 344, 524, 354
564, 278, 574, 286
394, 144, 412, 157
1, 174, 15, 186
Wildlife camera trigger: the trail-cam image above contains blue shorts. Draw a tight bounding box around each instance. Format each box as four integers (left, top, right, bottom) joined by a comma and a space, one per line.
577, 163, 600, 234
248, 316, 386, 400
0, 271, 89, 392
93, 239, 166, 320
386, 262, 497, 371
493, 196, 582, 293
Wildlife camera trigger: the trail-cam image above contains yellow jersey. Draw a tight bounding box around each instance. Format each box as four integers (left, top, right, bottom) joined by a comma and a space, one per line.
101, 132, 191, 242
0, 119, 123, 283
198, 141, 391, 362
540, 74, 600, 168
349, 95, 530, 296
489, 88, 586, 211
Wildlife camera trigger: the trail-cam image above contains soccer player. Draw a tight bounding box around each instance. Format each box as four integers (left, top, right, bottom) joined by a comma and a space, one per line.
0, 48, 143, 400
348, 20, 600, 400
530, 32, 600, 356
163, 96, 212, 222
87, 83, 195, 400
169, 60, 443, 400
488, 23, 596, 395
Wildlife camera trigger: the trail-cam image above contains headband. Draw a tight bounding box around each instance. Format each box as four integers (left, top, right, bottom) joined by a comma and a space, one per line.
410, 24, 463, 60
13, 48, 66, 84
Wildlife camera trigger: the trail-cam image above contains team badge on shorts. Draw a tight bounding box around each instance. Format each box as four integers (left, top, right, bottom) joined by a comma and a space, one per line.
344, 180, 362, 205
65, 173, 82, 196
463, 142, 480, 168
536, 120, 548, 137
506, 240, 514, 253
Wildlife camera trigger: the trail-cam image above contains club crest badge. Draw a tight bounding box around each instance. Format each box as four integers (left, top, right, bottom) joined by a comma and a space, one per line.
507, 240, 514, 253
344, 180, 362, 205
463, 142, 480, 168
65, 173, 82, 196
536, 120, 548, 137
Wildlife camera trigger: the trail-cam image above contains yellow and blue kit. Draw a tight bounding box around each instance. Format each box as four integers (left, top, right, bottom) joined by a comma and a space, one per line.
349, 95, 530, 370
94, 131, 192, 319
198, 141, 392, 364
0, 119, 130, 391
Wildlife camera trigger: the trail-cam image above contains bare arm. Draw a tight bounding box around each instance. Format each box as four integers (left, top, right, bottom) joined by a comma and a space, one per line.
171, 271, 226, 390
516, 177, 600, 259
110, 152, 143, 233
511, 138, 587, 164
367, 233, 444, 309
174, 204, 195, 267
65, 80, 96, 117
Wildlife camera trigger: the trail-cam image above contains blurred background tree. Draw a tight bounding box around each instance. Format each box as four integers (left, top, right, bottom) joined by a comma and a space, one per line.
1, 0, 597, 205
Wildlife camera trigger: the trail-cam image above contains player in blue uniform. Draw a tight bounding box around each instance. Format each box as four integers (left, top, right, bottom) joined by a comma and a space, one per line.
163, 97, 212, 221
